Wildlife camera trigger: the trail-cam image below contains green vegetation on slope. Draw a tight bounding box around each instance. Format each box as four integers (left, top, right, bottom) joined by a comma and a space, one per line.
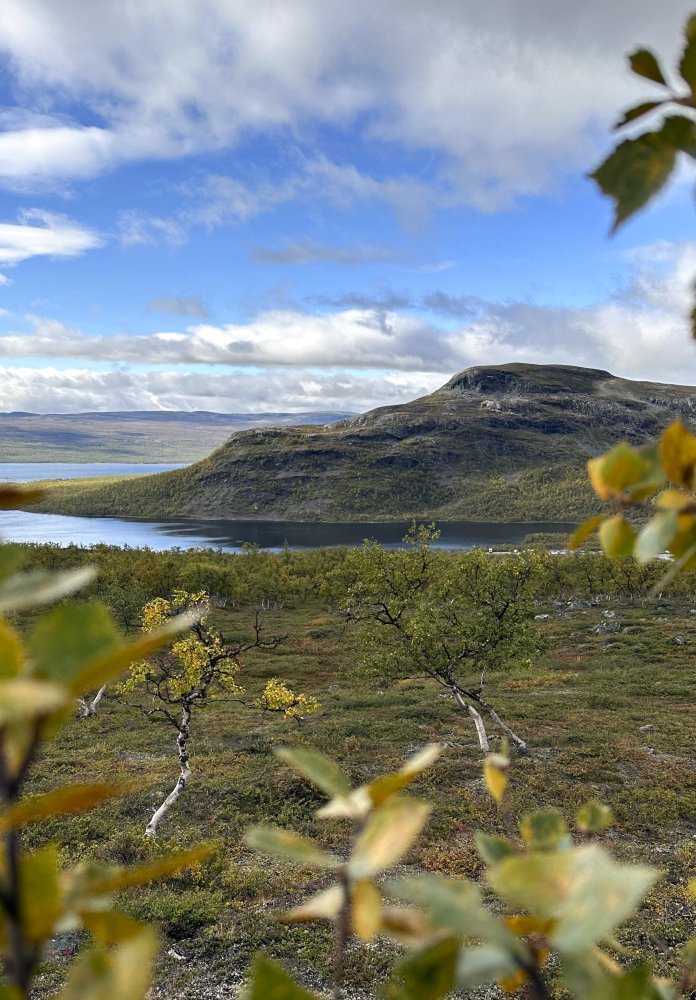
27, 363, 696, 523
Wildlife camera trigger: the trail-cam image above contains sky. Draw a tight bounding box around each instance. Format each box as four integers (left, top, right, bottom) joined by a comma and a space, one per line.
1, 0, 696, 413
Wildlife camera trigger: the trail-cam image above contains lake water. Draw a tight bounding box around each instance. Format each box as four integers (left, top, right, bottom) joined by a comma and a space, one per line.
0, 463, 576, 552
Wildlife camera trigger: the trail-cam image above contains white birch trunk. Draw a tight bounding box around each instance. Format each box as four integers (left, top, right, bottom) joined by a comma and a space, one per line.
76, 684, 107, 719
145, 703, 192, 838
451, 688, 490, 752
478, 699, 527, 752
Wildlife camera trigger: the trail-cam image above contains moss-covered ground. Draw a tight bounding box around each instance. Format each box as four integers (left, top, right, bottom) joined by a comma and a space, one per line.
26, 596, 695, 998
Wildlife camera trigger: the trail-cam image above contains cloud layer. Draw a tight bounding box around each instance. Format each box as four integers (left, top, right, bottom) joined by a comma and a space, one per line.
1, 1, 692, 207
1, 241, 695, 411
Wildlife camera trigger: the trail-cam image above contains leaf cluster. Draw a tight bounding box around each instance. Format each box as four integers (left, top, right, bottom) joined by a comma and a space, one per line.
0, 544, 207, 998
244, 745, 689, 999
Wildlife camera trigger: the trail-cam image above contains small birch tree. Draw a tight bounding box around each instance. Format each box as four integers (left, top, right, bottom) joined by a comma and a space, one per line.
343, 526, 544, 752
120, 590, 318, 837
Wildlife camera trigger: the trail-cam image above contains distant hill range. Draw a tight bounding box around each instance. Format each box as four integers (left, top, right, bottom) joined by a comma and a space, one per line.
0, 410, 352, 463
31, 364, 696, 522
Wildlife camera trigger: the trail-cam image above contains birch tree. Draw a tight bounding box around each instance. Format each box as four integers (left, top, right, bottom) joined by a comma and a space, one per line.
120, 590, 318, 837
342, 526, 544, 752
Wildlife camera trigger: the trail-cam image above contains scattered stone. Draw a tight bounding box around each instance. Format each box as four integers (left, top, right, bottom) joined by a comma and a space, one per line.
593, 621, 621, 634
534, 614, 550, 620
639, 724, 654, 732
674, 635, 686, 645
168, 949, 187, 962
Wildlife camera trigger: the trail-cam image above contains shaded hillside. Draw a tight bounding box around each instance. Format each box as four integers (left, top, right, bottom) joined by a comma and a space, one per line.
0, 410, 351, 463
32, 364, 696, 522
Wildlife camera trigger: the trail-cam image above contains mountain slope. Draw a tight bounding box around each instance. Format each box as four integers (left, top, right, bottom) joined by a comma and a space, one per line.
32, 364, 696, 522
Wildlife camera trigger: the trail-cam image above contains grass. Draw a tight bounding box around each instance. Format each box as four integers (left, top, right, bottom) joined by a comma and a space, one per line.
25, 591, 696, 997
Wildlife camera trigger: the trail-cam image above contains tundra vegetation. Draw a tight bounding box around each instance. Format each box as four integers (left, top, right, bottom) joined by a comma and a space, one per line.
2, 12, 696, 999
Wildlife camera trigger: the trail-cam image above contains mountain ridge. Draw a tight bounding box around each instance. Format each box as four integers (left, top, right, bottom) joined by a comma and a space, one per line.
29, 364, 696, 523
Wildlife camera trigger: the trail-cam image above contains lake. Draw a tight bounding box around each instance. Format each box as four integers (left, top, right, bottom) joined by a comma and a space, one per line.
0, 463, 576, 552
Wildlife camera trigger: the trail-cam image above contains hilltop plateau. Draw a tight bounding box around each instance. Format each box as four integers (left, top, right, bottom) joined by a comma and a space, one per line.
29, 363, 696, 522
0, 410, 350, 463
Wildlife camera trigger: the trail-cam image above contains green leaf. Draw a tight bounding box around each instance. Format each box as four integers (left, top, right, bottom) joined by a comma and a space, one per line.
679, 37, 696, 91
58, 926, 159, 1000
662, 115, 696, 158
387, 937, 459, 1000
0, 783, 129, 833
599, 516, 636, 558
275, 747, 352, 799
28, 603, 121, 685
628, 48, 668, 86
0, 567, 96, 614
576, 801, 613, 835
634, 511, 679, 564
490, 845, 658, 954
455, 944, 520, 990
591, 132, 677, 231
615, 101, 665, 128
388, 875, 512, 944
587, 964, 672, 999
244, 955, 319, 999
67, 609, 198, 695
245, 826, 341, 869
474, 832, 517, 866
349, 797, 430, 878
569, 516, 603, 550
519, 809, 572, 852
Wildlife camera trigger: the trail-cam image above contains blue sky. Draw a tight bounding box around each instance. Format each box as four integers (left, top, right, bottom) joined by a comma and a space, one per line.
1, 0, 696, 412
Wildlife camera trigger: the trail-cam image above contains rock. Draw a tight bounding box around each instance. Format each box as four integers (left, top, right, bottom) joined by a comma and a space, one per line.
168, 949, 187, 962
593, 621, 621, 634
534, 614, 550, 620
639, 724, 654, 732
674, 635, 685, 645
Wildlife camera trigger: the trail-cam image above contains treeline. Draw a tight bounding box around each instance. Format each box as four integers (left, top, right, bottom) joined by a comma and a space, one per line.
8, 539, 696, 628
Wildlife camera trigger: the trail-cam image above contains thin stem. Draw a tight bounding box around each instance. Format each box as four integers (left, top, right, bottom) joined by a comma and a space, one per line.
333, 869, 350, 1000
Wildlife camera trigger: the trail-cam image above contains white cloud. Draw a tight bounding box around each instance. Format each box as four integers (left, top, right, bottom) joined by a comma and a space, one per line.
1, 241, 695, 400
0, 209, 103, 266
0, 365, 437, 414
252, 240, 395, 265
0, 1, 692, 206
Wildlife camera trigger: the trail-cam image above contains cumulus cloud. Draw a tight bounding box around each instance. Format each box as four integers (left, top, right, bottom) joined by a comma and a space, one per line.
0, 365, 438, 414
1, 241, 695, 410
0, 209, 103, 266
0, 1, 691, 207
147, 296, 210, 319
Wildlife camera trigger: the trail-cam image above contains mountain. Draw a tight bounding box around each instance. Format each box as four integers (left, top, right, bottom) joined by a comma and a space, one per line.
30, 364, 696, 522
0, 410, 352, 463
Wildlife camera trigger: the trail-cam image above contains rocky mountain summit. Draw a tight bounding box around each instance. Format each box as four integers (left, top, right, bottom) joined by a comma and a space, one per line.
35, 364, 696, 522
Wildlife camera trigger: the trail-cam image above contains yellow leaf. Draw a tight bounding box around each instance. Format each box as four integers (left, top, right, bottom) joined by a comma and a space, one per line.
80, 909, 145, 944
0, 621, 24, 679
569, 516, 603, 550
20, 846, 62, 942
349, 797, 431, 878
0, 486, 44, 510
0, 679, 67, 724
0, 783, 131, 834
86, 845, 212, 894
483, 754, 509, 805
58, 926, 159, 1000
351, 879, 382, 941
659, 419, 696, 489
656, 487, 693, 510
284, 886, 344, 923
504, 915, 555, 936
498, 968, 529, 993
